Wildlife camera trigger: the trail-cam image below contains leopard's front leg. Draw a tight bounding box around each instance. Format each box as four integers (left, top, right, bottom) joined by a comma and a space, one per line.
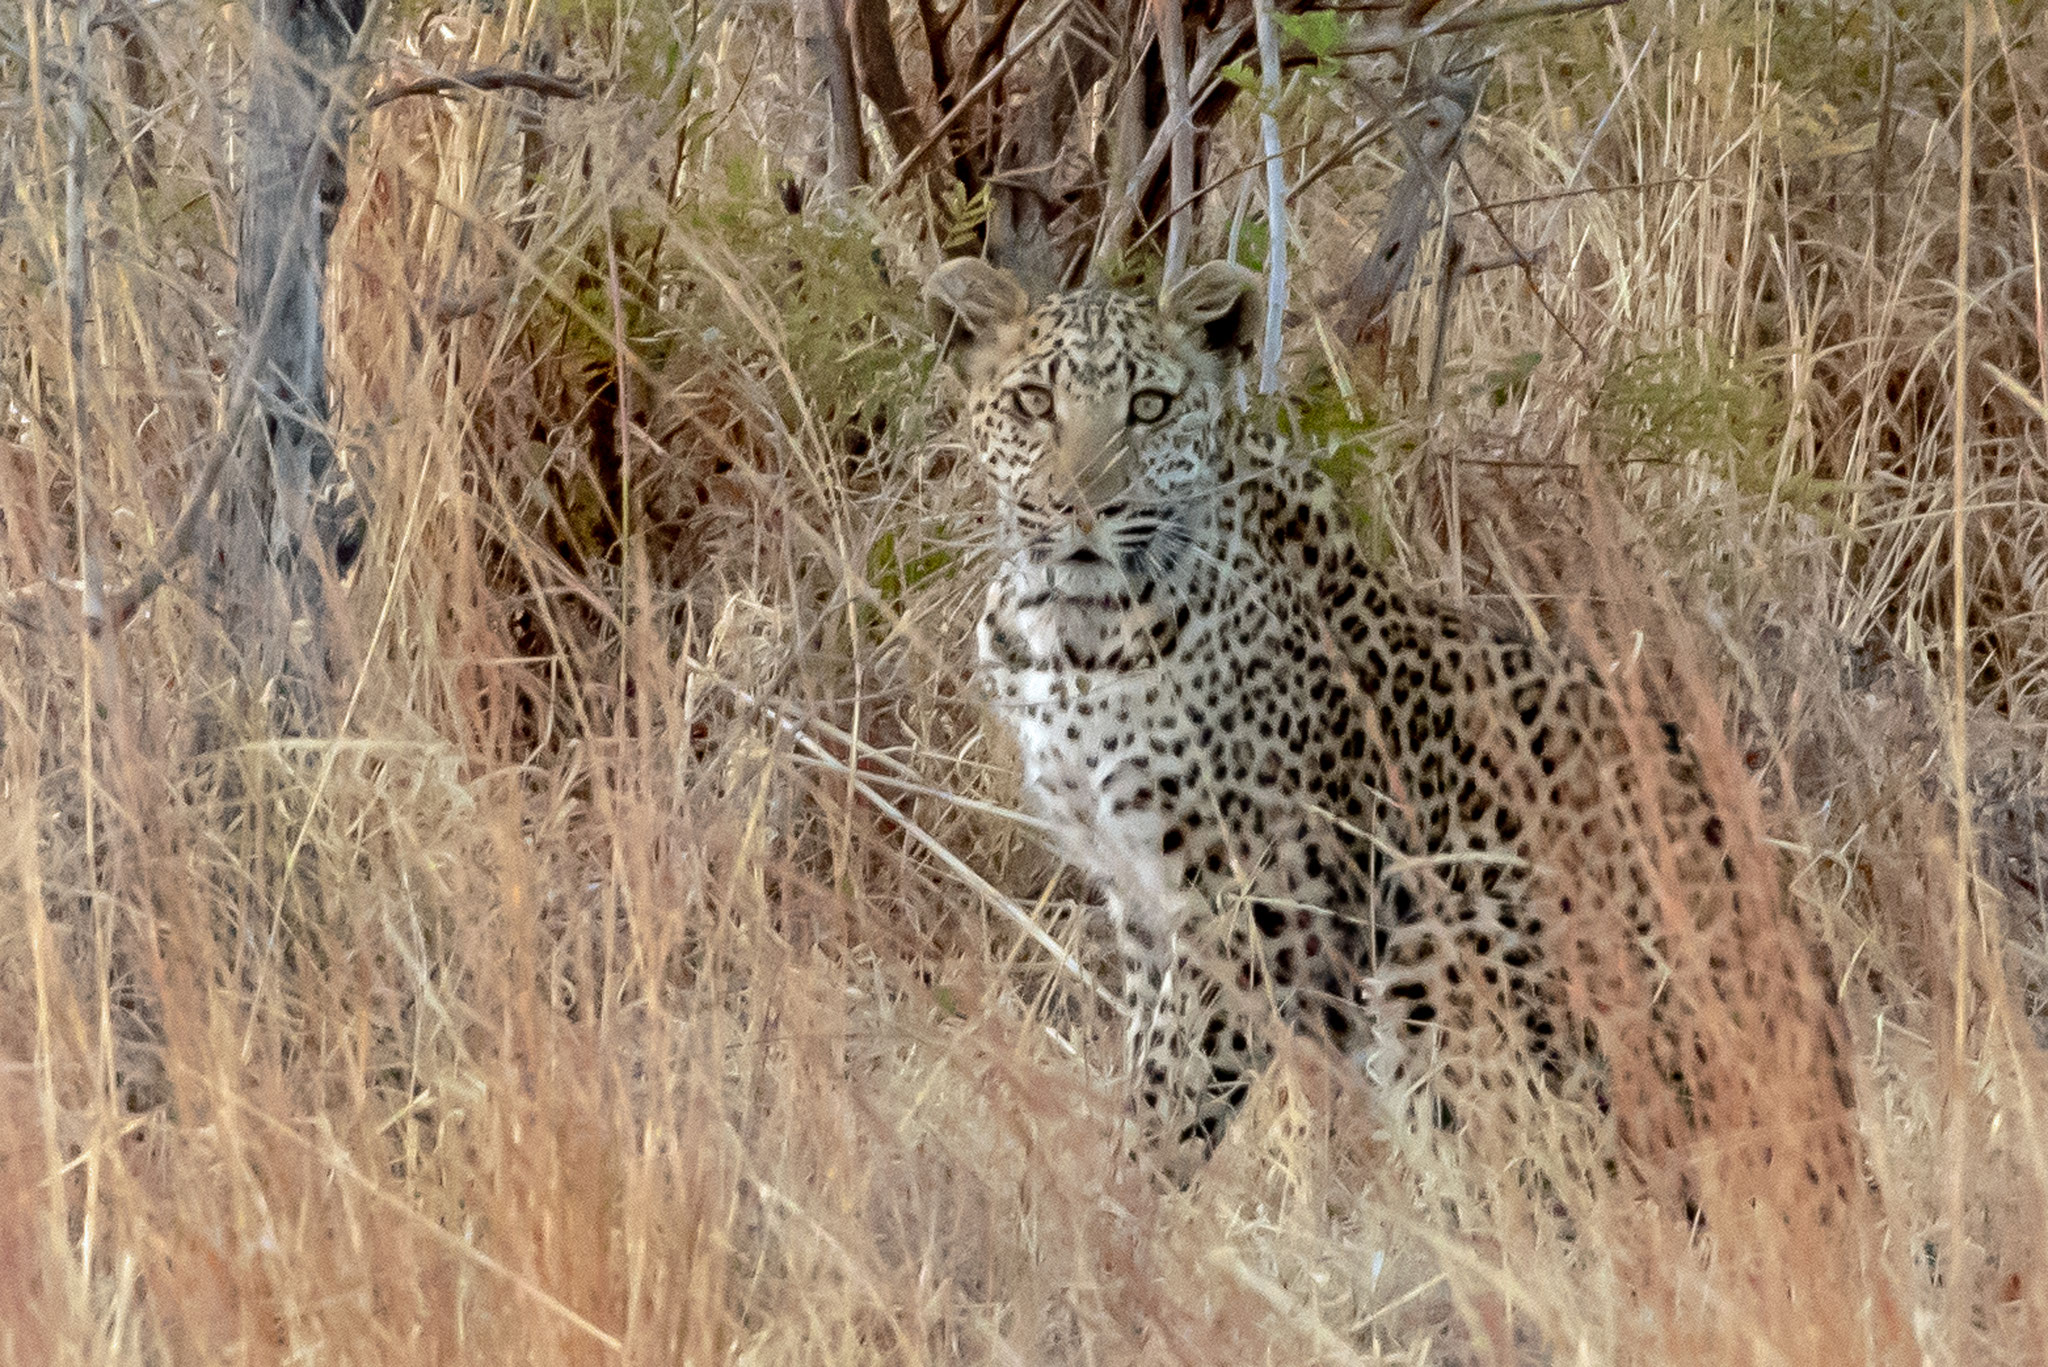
1111, 895, 1273, 1179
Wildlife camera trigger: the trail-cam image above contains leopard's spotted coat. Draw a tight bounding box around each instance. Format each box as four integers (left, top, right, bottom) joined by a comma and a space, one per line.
928, 259, 1860, 1217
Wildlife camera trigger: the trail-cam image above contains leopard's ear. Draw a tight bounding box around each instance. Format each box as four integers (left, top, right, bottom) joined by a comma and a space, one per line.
926, 258, 1031, 382
1160, 261, 1262, 360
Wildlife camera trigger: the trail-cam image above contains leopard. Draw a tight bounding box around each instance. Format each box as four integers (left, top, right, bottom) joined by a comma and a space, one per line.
925, 257, 1865, 1228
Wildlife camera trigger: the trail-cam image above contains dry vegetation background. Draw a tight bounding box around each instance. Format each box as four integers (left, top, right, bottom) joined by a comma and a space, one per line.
3, 0, 2048, 1362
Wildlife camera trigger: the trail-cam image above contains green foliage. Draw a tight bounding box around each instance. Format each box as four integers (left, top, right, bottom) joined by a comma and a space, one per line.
1281, 368, 1394, 560
1224, 11, 1347, 94
1286, 369, 1378, 475
1517, 2, 1887, 173
635, 158, 930, 441
1760, 0, 1885, 108
704, 199, 927, 448
1231, 218, 1270, 273
1594, 336, 1800, 503
519, 156, 930, 575
1092, 250, 1162, 294
1276, 10, 1347, 75
867, 528, 957, 609
1219, 61, 1260, 94
939, 181, 993, 251
1484, 350, 1543, 409
545, 200, 675, 409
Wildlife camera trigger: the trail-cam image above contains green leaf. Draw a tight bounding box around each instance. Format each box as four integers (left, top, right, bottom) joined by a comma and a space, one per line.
868, 528, 957, 607
940, 182, 993, 250
1485, 350, 1543, 408
1232, 219, 1270, 272
1277, 10, 1345, 61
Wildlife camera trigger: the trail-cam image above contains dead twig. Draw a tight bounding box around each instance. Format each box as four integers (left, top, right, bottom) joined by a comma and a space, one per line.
1124, 129, 1325, 260
850, 0, 928, 159
1287, 114, 1395, 206
962, 0, 1032, 89
797, 0, 867, 188
1323, 76, 1477, 352
365, 65, 587, 112
1453, 147, 1591, 361
97, 433, 236, 631
1153, 0, 1195, 286
914, 0, 958, 110
1252, 0, 1289, 392
1320, 0, 1624, 53
1092, 15, 1253, 269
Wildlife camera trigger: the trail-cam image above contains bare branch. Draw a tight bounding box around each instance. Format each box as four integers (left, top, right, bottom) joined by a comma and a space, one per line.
797, 0, 867, 189
98, 434, 236, 630
1093, 14, 1252, 264
1287, 114, 1394, 205
364, 65, 588, 111
1252, 0, 1288, 392
962, 0, 1031, 87
913, 0, 956, 111
1124, 129, 1325, 260
1426, 0, 1622, 32
1327, 86, 1470, 346
1452, 147, 1591, 360
1153, 0, 1194, 286
1317, 0, 1623, 51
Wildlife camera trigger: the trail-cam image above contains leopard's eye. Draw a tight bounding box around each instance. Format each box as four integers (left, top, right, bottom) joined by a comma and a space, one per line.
1012, 385, 1054, 420
1129, 389, 1172, 423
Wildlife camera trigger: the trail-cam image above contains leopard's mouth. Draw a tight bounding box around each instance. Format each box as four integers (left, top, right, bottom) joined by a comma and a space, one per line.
1017, 500, 1189, 581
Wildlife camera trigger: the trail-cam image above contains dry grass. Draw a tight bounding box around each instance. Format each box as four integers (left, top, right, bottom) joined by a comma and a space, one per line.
3, 0, 2046, 1362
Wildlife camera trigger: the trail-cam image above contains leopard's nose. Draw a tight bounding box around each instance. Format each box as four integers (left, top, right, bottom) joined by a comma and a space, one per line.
1040, 498, 1095, 534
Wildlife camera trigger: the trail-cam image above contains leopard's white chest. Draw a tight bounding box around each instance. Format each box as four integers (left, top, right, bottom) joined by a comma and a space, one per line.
992, 659, 1151, 829
977, 505, 1271, 936
982, 639, 1212, 940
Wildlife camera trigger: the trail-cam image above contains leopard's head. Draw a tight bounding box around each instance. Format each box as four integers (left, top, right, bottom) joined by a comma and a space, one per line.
926, 261, 1261, 562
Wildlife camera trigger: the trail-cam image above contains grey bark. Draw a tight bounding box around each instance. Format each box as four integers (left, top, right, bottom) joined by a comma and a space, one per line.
214, 0, 367, 711
798, 0, 867, 190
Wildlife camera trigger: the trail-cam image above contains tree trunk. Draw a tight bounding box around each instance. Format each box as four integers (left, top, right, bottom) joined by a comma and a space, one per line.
848, 0, 925, 160
989, 2, 1118, 289
797, 0, 868, 191
215, 0, 366, 715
